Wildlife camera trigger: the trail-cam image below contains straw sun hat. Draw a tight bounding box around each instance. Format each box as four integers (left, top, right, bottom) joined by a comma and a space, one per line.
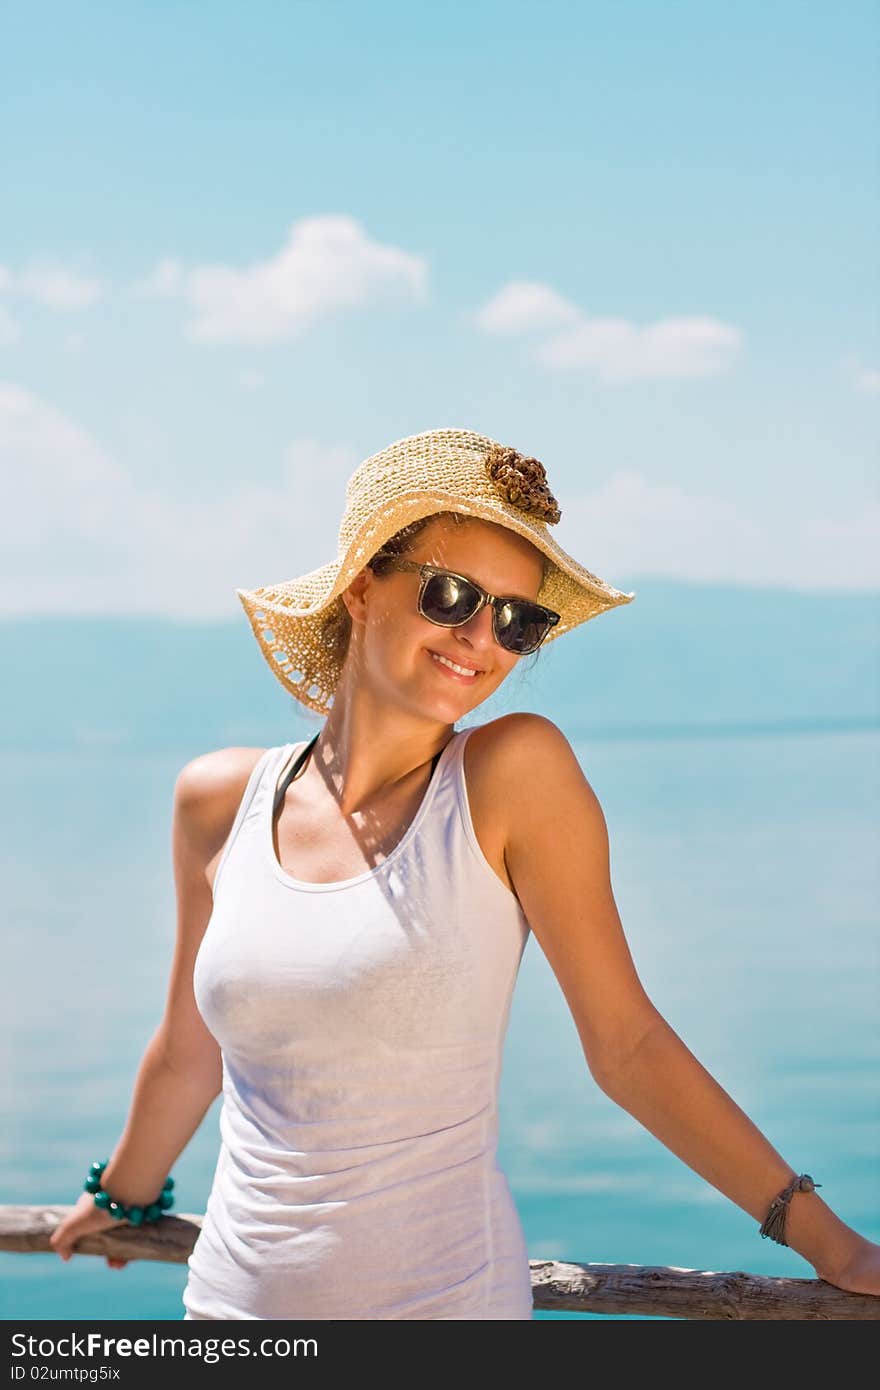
235, 427, 635, 717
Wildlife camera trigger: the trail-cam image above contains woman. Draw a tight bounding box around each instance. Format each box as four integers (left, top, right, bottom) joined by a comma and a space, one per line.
50, 427, 879, 1318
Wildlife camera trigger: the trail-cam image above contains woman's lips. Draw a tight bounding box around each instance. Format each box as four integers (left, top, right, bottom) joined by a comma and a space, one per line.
426, 649, 483, 681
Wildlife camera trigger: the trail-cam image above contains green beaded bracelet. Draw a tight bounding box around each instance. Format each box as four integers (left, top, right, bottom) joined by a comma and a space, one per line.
83, 1159, 175, 1226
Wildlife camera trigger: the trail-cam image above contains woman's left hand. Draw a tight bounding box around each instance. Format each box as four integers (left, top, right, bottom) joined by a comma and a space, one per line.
816, 1237, 880, 1297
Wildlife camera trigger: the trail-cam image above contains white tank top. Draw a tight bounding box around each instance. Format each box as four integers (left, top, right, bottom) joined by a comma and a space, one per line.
181, 725, 534, 1320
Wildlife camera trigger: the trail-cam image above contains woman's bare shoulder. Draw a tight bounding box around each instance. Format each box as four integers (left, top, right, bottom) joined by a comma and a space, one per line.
462, 715, 589, 886
466, 714, 600, 820
465, 712, 578, 782
174, 746, 270, 858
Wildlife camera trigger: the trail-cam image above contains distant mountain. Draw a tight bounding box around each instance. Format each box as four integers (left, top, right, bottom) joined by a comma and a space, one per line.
2, 580, 877, 755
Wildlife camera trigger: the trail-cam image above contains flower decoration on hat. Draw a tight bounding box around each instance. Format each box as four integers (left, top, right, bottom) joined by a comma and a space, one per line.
484, 443, 562, 525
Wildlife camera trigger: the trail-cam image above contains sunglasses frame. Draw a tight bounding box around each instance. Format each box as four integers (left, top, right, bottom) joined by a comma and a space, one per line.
373, 556, 561, 654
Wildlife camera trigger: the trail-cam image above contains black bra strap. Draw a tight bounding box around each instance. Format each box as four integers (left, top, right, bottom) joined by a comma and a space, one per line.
273, 732, 320, 819
273, 735, 447, 820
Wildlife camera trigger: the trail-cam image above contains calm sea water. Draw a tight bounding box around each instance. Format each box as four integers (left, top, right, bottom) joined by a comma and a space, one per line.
2, 727, 878, 1320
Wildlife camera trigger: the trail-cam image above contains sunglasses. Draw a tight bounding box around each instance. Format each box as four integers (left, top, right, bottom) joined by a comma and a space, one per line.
374, 556, 560, 655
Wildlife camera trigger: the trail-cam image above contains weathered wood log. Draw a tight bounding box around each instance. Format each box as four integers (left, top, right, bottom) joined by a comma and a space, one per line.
1, 1205, 203, 1265
528, 1258, 879, 1319
1, 1206, 878, 1319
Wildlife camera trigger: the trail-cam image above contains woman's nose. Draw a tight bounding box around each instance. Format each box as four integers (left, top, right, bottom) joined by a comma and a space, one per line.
455, 603, 497, 650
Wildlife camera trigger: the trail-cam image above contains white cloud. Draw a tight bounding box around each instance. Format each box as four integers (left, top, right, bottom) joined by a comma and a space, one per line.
129, 256, 184, 299
281, 436, 358, 492
0, 382, 131, 554
838, 353, 880, 397
555, 470, 880, 590
1, 259, 103, 308
473, 281, 581, 334
538, 314, 742, 382
131, 215, 429, 344
0, 306, 20, 347
0, 383, 357, 615
1, 383, 875, 616
853, 366, 880, 396
475, 279, 743, 382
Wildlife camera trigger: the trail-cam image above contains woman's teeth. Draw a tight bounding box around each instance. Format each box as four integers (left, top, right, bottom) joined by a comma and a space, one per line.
430, 651, 480, 678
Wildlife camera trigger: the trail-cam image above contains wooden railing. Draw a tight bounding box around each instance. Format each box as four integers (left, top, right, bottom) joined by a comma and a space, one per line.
2, 1205, 878, 1320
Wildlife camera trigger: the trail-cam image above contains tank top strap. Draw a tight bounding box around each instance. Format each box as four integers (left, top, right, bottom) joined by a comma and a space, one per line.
212, 745, 283, 898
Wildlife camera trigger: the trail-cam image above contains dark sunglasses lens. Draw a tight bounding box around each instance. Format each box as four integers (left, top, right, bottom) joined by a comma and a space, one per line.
495, 601, 551, 654
421, 572, 481, 625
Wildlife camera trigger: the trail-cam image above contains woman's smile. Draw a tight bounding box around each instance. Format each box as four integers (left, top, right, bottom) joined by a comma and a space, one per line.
426, 648, 483, 681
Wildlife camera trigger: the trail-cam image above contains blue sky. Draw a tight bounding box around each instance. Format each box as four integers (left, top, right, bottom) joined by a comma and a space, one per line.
2, 0, 878, 616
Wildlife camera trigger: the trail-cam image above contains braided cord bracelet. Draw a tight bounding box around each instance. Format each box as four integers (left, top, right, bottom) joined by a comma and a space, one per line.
759, 1173, 821, 1246
84, 1159, 175, 1226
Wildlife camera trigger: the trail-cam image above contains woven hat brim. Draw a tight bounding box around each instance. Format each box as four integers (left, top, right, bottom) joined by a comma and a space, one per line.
235, 559, 344, 715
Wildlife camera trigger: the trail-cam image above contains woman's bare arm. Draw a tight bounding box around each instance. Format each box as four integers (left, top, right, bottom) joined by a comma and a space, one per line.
490, 712, 879, 1295
93, 770, 220, 1205
52, 749, 264, 1254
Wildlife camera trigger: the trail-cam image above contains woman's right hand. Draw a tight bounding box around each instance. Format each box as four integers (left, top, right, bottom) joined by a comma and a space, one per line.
49, 1191, 130, 1269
